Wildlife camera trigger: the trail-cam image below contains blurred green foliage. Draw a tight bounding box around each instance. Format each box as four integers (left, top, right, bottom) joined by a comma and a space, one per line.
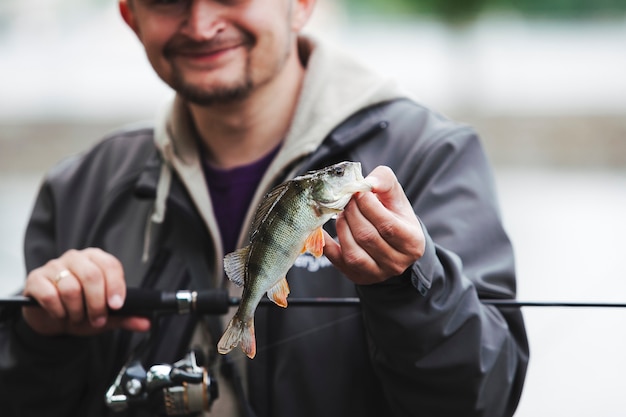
344, 0, 626, 23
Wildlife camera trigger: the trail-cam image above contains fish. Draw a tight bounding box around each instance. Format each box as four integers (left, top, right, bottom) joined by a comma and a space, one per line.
217, 161, 373, 359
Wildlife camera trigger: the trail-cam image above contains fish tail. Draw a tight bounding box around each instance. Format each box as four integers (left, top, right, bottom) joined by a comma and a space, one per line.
217, 315, 257, 359
241, 320, 256, 359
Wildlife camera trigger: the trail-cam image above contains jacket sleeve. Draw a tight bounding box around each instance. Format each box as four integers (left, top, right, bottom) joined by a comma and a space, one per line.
0, 179, 95, 417
356, 121, 529, 417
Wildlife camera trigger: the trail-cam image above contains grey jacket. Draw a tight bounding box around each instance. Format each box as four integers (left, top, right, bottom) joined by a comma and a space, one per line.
0, 98, 528, 417
0, 36, 528, 417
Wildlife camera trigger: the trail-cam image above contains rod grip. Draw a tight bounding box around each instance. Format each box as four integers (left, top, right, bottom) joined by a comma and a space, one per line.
112, 288, 177, 316
112, 288, 231, 316
194, 289, 231, 315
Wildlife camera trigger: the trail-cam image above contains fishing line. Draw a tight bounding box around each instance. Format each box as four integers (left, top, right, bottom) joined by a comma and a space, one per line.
253, 311, 362, 357
249, 298, 626, 356
262, 298, 626, 309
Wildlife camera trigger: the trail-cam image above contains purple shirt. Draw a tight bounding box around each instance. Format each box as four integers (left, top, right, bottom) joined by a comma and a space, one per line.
201, 145, 281, 256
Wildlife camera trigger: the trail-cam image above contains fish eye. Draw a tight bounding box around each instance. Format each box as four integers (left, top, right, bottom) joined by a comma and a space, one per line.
332, 166, 345, 177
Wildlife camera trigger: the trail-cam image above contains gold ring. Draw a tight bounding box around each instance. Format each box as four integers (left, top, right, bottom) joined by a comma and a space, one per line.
51, 269, 71, 286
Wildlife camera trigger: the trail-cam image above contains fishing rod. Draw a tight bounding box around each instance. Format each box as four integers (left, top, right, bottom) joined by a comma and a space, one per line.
5, 289, 622, 416
2, 288, 626, 318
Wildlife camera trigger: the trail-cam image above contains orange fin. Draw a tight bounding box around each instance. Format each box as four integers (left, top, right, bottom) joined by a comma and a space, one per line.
267, 277, 290, 308
303, 227, 325, 258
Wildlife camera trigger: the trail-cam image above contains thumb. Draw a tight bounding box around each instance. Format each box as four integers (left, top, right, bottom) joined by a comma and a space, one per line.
365, 166, 405, 210
322, 230, 343, 267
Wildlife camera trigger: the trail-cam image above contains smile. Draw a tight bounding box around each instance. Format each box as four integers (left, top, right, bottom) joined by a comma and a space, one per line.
174, 43, 243, 66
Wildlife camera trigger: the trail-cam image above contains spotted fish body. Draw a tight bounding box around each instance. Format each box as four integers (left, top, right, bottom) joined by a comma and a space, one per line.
217, 161, 372, 359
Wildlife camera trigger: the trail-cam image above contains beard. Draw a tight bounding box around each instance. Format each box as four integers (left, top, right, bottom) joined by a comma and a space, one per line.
169, 60, 255, 106
162, 30, 292, 107
162, 31, 258, 107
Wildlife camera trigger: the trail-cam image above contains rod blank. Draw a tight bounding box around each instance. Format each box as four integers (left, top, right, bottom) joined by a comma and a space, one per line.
3, 289, 626, 317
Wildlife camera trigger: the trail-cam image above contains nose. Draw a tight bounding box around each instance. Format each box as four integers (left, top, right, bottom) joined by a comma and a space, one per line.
180, 0, 226, 41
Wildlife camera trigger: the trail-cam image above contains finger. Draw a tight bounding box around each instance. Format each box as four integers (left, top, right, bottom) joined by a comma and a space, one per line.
353, 191, 419, 253
322, 230, 343, 266
23, 266, 67, 320
62, 249, 110, 326
85, 248, 126, 311
119, 317, 152, 332
343, 196, 388, 260
62, 316, 152, 336
347, 192, 425, 277
38, 258, 86, 323
53, 266, 88, 324
357, 168, 427, 260
335, 205, 383, 277
365, 166, 406, 211
22, 249, 129, 335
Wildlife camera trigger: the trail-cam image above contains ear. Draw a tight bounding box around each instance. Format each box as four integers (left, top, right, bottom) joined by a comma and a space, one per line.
119, 0, 140, 37
291, 0, 317, 32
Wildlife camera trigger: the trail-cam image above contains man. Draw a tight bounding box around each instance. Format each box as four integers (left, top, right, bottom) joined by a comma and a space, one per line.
0, 0, 529, 416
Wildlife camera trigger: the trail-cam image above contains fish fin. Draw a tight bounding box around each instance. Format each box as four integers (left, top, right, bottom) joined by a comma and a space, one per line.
218, 316, 244, 355
266, 277, 290, 308
224, 246, 249, 287
304, 226, 325, 258
241, 320, 256, 359
217, 315, 257, 359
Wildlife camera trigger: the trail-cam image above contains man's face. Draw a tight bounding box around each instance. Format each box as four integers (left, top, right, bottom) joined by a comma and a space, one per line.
122, 0, 309, 106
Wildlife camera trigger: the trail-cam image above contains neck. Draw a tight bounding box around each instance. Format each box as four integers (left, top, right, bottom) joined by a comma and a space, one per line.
188, 49, 305, 170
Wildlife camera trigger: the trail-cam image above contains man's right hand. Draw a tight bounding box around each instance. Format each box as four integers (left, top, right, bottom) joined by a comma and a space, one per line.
22, 248, 151, 336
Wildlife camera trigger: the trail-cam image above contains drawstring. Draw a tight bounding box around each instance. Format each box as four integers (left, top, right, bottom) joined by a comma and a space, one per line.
142, 162, 173, 263
141, 213, 153, 263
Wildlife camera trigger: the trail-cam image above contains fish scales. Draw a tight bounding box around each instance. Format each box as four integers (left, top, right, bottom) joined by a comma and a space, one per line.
218, 161, 372, 359
247, 184, 322, 280
238, 183, 320, 317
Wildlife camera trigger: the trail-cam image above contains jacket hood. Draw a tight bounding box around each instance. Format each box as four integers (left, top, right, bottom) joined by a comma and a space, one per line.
269, 35, 407, 179
149, 34, 409, 274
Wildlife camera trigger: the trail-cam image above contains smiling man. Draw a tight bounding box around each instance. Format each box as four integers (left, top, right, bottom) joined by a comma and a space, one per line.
0, 1, 528, 416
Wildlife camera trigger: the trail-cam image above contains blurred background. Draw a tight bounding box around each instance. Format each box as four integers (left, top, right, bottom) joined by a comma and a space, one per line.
1, 0, 625, 415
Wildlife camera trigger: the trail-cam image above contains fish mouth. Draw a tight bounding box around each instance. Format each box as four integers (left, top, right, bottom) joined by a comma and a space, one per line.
340, 179, 372, 194
318, 179, 373, 210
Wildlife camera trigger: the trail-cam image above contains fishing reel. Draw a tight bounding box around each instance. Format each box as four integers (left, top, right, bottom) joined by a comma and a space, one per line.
101, 290, 229, 415
105, 348, 218, 416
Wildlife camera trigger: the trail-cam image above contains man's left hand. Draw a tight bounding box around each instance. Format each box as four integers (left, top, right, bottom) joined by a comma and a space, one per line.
324, 166, 425, 285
